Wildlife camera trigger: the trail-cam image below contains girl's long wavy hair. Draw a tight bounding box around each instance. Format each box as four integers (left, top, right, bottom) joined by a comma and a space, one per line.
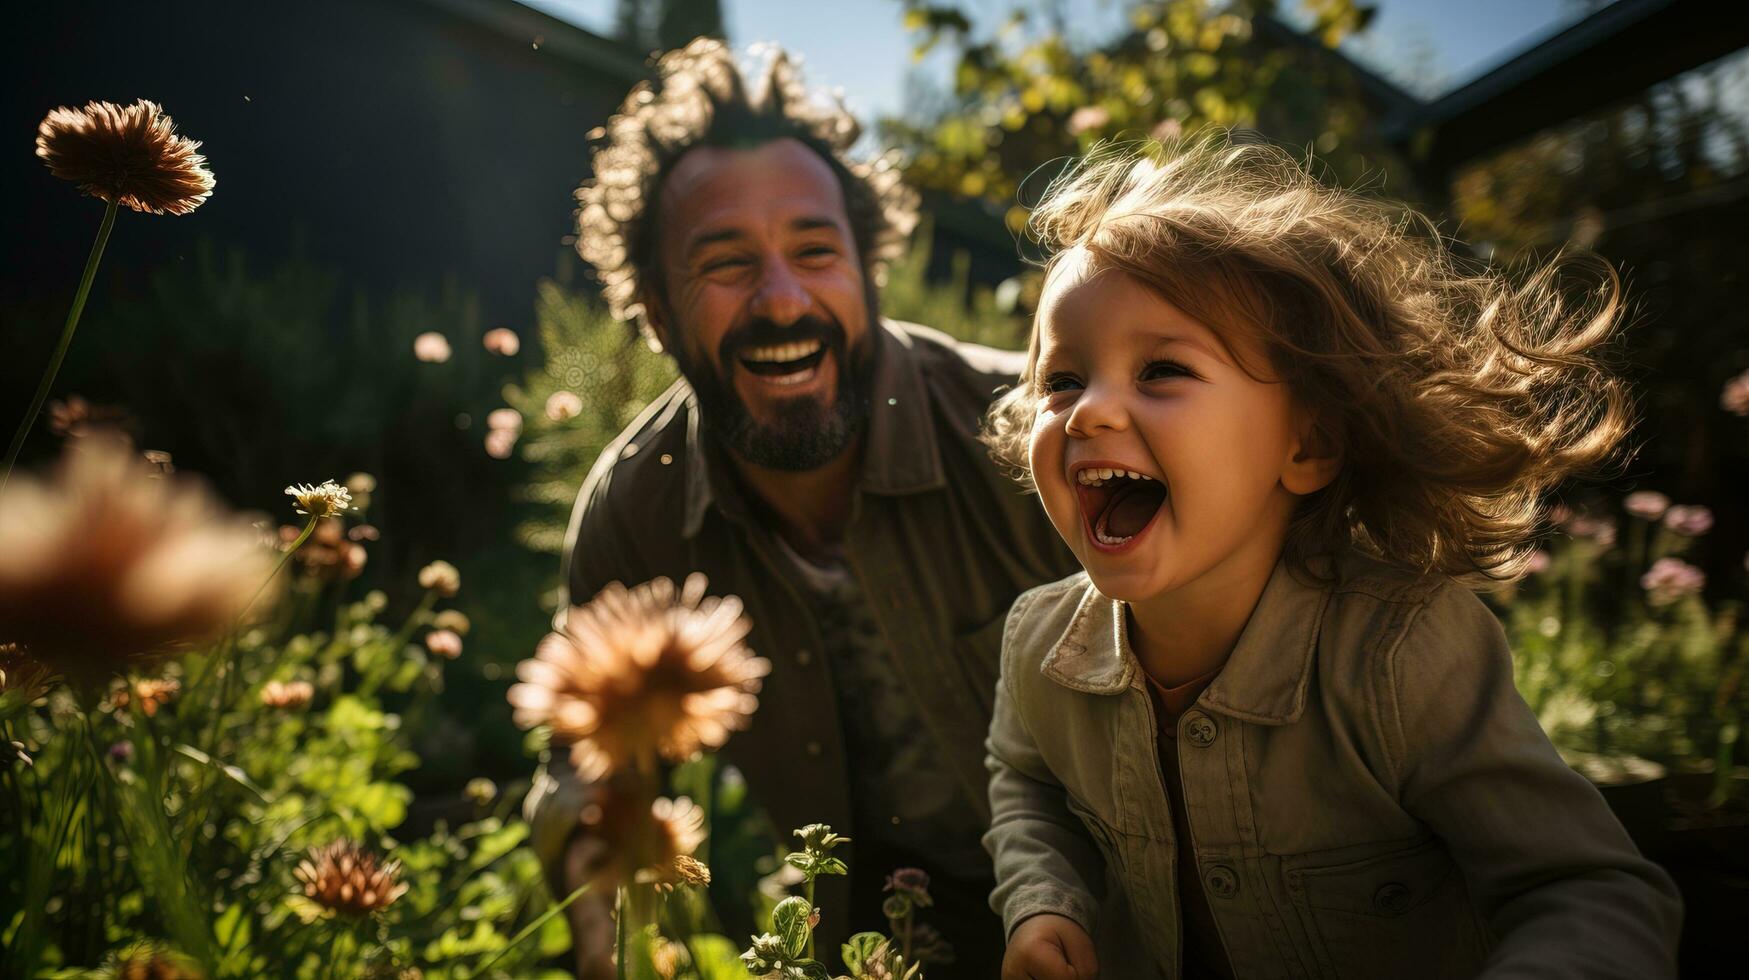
983, 133, 1636, 586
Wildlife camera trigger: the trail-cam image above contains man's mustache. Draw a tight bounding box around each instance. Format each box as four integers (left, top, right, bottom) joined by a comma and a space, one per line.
718, 315, 846, 365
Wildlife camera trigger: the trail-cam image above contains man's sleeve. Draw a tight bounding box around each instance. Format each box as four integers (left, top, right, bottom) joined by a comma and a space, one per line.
983, 590, 1106, 939
1387, 582, 1683, 978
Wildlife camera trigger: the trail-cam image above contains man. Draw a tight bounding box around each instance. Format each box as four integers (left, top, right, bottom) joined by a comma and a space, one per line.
527, 38, 1075, 975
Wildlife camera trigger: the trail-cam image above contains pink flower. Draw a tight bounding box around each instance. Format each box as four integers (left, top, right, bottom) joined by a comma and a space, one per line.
413, 332, 452, 363
425, 629, 463, 660
482, 328, 521, 356
1525, 550, 1551, 575
1066, 105, 1111, 136
1663, 504, 1713, 537
484, 427, 518, 460
486, 408, 523, 434
1721, 369, 1749, 416
1641, 557, 1705, 606
1622, 491, 1670, 521
1563, 514, 1616, 548
545, 390, 584, 422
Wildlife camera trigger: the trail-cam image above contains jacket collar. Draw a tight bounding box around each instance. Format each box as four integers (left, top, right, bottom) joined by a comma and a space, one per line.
1041, 554, 1335, 725
681, 319, 946, 539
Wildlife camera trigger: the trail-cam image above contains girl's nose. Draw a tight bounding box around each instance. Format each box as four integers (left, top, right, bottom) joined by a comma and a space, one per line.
749, 260, 810, 326
1063, 381, 1128, 438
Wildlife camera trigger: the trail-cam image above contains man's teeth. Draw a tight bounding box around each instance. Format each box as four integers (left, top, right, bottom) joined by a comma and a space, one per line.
742, 339, 823, 364
1076, 467, 1155, 486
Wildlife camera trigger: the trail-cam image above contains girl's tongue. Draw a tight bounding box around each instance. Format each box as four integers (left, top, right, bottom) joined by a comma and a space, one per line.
1102, 482, 1166, 537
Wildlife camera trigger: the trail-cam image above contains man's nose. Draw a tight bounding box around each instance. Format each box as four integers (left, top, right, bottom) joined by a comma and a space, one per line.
1063, 380, 1128, 438
749, 259, 811, 326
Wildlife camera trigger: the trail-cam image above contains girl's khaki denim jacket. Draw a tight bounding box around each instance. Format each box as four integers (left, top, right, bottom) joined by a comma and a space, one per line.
984, 551, 1682, 979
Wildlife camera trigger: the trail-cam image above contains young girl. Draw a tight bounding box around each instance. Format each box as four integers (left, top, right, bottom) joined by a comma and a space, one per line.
980, 135, 1683, 980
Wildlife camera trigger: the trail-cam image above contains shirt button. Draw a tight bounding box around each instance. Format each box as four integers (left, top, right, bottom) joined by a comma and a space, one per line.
1374, 882, 1412, 915
796, 649, 813, 666
1183, 712, 1218, 747
805, 741, 822, 757
1204, 864, 1239, 899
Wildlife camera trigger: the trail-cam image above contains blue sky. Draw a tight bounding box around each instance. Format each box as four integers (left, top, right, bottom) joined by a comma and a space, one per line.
521, 0, 1605, 121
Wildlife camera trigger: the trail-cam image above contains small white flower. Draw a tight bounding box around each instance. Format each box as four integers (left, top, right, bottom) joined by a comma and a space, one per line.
284, 480, 353, 519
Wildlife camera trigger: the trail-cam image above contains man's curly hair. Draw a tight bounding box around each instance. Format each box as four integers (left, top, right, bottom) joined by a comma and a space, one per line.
574, 38, 918, 339
983, 133, 1636, 586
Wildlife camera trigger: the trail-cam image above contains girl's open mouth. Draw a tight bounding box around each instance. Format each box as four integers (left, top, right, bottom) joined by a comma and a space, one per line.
1074, 467, 1168, 553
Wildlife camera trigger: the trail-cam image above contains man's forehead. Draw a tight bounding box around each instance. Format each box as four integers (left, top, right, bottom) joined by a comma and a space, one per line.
660, 139, 851, 242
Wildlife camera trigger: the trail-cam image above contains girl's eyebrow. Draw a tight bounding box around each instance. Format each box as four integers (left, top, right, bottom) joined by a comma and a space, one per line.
1149, 331, 1230, 366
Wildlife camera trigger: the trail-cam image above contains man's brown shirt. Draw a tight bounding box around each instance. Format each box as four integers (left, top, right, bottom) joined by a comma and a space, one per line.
531, 319, 1075, 959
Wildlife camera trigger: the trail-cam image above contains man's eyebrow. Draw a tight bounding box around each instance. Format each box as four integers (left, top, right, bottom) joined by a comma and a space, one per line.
789, 215, 842, 234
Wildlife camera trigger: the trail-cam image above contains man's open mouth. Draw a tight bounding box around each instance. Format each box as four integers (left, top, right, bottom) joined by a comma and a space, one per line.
1074, 466, 1168, 549
737, 338, 829, 385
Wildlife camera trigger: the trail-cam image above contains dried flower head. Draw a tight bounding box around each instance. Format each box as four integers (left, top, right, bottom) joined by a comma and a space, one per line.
545, 390, 584, 422
424, 628, 462, 660
1623, 491, 1671, 522
669, 853, 712, 887
1663, 504, 1714, 537
284, 480, 352, 519
482, 328, 521, 356
111, 940, 204, 979
111, 677, 180, 717
581, 790, 707, 890
507, 574, 769, 779
294, 840, 408, 917
36, 99, 214, 215
0, 642, 57, 706
413, 332, 452, 363
417, 560, 460, 597
0, 434, 275, 683
260, 679, 315, 710
432, 609, 471, 635
1642, 557, 1706, 606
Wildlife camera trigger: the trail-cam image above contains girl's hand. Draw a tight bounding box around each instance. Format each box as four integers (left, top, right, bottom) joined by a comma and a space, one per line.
1003, 912, 1099, 979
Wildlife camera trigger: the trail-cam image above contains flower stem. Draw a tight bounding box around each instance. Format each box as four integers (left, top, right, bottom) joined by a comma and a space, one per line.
617, 886, 629, 980
469, 882, 594, 977
804, 876, 816, 960
0, 197, 119, 496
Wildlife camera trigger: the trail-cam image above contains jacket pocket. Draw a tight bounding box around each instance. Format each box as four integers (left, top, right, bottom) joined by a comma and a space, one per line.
1284, 838, 1489, 980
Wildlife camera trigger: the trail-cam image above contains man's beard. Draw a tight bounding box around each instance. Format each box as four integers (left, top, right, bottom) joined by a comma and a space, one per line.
670, 305, 879, 472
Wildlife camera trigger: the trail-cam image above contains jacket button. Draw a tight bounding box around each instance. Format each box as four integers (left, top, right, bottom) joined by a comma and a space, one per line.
1374, 882, 1412, 915
1204, 864, 1239, 899
805, 741, 823, 757
796, 648, 813, 666
1184, 712, 1218, 747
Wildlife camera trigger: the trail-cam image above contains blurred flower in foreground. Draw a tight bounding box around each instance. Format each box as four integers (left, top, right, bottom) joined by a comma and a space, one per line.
284, 480, 352, 519
487, 408, 523, 434
0, 434, 274, 684
1721, 369, 1749, 416
1562, 513, 1617, 548
294, 840, 408, 917
464, 777, 497, 806
482, 328, 521, 356
1623, 491, 1671, 522
484, 427, 518, 460
545, 390, 583, 422
424, 629, 462, 660
1663, 504, 1713, 537
1641, 557, 1705, 606
413, 332, 452, 363
432, 610, 470, 635
1066, 105, 1110, 135
508, 574, 769, 779
417, 560, 460, 597
45, 394, 131, 439
284, 519, 367, 581
36, 99, 214, 216
110, 940, 204, 980
111, 677, 180, 717
581, 792, 706, 889
260, 679, 314, 710
344, 471, 376, 511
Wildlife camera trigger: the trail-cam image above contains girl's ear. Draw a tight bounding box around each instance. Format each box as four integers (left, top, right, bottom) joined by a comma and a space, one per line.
1283, 410, 1343, 496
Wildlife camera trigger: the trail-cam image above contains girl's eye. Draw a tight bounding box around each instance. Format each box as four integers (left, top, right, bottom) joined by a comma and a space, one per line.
1141, 358, 1195, 382
1041, 373, 1082, 394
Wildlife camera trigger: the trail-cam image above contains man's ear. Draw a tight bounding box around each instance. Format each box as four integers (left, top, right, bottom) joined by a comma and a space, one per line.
637, 285, 669, 354
1282, 410, 1343, 496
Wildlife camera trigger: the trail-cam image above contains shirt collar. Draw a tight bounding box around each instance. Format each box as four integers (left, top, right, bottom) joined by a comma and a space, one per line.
681, 319, 946, 539
1041, 554, 1335, 725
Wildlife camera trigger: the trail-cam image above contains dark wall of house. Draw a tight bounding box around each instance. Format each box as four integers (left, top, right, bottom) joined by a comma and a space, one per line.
1, 0, 636, 335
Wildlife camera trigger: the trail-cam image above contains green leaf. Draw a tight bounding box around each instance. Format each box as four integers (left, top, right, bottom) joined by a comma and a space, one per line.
772, 895, 813, 959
